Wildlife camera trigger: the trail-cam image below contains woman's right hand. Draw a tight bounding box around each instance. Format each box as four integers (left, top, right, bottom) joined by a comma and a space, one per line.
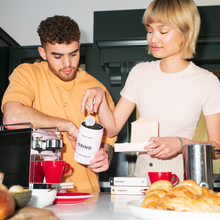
81, 87, 105, 114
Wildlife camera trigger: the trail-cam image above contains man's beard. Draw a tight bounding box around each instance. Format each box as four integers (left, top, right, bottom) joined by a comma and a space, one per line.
47, 61, 78, 82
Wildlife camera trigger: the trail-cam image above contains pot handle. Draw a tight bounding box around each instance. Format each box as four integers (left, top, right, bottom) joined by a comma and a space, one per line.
199, 182, 209, 188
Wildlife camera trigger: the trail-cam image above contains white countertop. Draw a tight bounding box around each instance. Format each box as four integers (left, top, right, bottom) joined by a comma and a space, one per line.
46, 192, 144, 220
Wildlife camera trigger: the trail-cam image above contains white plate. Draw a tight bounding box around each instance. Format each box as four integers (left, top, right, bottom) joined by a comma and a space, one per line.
127, 198, 220, 220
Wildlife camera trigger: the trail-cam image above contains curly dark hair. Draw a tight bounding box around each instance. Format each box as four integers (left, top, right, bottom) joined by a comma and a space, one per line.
37, 15, 81, 48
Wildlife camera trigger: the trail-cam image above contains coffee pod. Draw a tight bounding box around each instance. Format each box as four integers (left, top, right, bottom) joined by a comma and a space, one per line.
74, 117, 103, 165
85, 116, 95, 127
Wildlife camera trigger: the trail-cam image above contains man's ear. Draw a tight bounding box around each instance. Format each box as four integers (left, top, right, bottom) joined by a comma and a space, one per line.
38, 47, 47, 60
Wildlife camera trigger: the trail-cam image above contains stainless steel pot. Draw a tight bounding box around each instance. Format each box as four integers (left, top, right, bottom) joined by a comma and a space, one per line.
183, 143, 214, 189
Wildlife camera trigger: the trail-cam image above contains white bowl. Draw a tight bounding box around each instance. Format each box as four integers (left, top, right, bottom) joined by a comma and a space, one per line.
27, 189, 57, 208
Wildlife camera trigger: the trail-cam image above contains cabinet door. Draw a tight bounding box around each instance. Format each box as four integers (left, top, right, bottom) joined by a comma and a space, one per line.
9, 46, 43, 75
9, 44, 93, 75
0, 47, 10, 124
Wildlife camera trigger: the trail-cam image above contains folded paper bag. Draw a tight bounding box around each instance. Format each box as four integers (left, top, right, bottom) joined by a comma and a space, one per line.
131, 118, 158, 143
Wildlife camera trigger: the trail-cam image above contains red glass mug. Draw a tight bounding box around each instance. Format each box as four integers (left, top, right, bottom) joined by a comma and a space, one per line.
148, 172, 178, 185
30, 161, 44, 183
42, 160, 71, 183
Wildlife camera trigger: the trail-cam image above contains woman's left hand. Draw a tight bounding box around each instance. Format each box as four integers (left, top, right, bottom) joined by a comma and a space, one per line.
144, 137, 181, 159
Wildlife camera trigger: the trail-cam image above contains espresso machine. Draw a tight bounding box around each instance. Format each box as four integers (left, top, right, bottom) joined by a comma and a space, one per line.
0, 123, 73, 190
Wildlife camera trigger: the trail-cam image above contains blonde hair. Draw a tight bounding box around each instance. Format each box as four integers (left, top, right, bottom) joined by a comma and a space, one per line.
143, 0, 201, 59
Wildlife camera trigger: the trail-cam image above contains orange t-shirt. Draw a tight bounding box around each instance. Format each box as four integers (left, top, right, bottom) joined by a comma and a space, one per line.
2, 61, 117, 193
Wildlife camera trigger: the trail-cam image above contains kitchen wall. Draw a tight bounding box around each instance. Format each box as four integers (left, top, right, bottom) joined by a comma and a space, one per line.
0, 0, 219, 46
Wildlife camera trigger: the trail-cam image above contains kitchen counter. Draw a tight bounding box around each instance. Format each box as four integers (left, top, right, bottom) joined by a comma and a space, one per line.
46, 192, 144, 220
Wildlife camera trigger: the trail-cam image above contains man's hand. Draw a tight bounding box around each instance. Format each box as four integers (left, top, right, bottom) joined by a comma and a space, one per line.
67, 125, 79, 150
87, 143, 113, 173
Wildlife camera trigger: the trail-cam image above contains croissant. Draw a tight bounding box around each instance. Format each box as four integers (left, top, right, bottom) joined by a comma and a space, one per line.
142, 180, 173, 209
142, 189, 168, 209
156, 180, 204, 210
142, 179, 220, 212
166, 193, 220, 212
145, 180, 173, 194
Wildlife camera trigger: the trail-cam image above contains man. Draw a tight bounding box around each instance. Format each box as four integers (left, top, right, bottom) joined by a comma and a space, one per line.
1, 15, 117, 193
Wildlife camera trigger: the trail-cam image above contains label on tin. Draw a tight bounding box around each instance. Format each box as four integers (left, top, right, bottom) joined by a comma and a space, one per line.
74, 121, 103, 165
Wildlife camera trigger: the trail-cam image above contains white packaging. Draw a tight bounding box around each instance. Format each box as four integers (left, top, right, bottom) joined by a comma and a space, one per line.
111, 186, 148, 195
114, 141, 153, 152
74, 120, 103, 165
110, 177, 149, 186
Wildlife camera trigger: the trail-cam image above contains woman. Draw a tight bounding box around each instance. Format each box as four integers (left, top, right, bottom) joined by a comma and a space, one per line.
81, 0, 220, 174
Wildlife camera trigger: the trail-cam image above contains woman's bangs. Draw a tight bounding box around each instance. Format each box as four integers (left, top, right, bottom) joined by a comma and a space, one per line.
144, 8, 170, 26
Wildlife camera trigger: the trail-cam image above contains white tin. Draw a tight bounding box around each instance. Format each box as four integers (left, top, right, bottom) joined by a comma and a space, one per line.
74, 120, 103, 165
